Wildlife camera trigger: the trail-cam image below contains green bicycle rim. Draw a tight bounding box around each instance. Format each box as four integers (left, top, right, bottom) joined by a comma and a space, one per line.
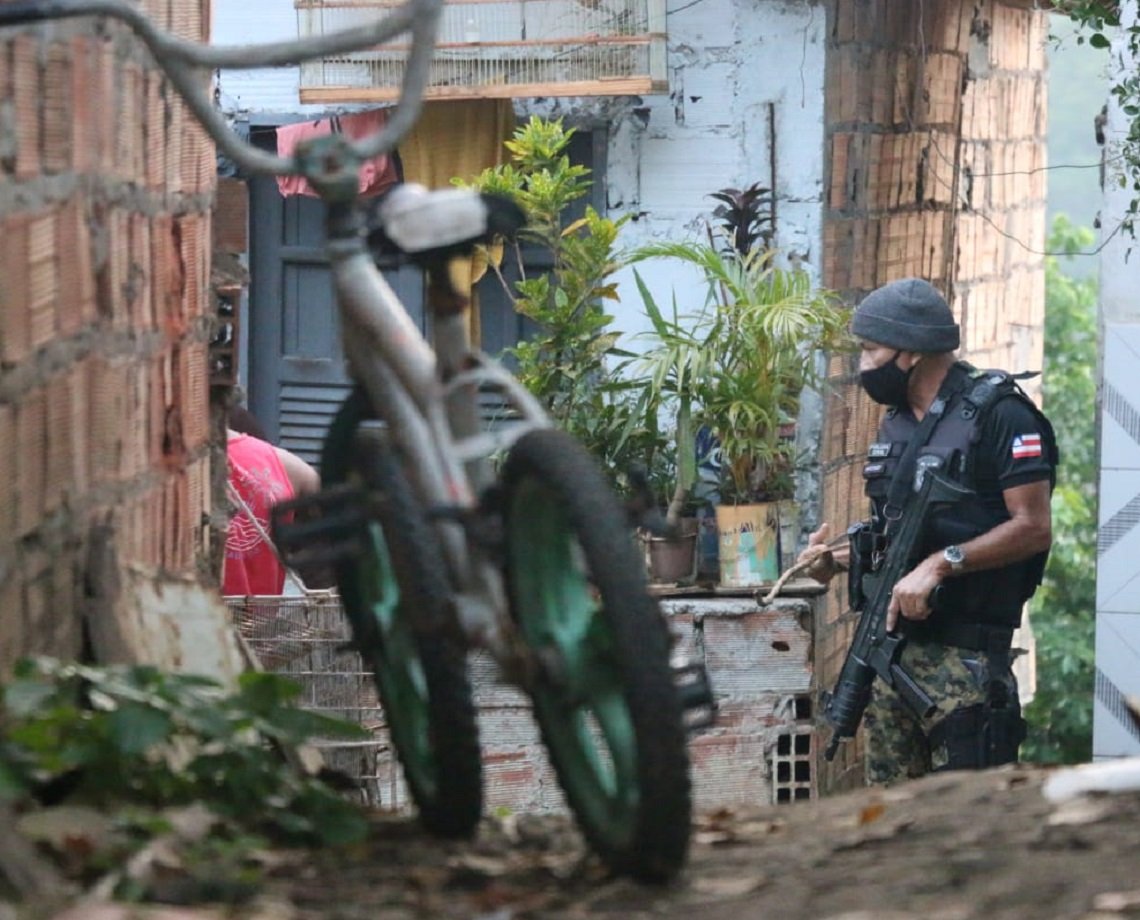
508, 477, 639, 847
351, 518, 438, 799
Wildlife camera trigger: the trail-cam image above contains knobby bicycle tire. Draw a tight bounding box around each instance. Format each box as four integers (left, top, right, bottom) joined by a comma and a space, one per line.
323, 392, 482, 838
501, 428, 692, 882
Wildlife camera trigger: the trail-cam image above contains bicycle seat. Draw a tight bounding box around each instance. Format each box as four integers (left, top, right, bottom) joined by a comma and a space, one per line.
367, 184, 525, 262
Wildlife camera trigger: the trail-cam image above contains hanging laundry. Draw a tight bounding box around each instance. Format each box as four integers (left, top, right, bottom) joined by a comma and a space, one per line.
398, 99, 514, 190
275, 109, 401, 199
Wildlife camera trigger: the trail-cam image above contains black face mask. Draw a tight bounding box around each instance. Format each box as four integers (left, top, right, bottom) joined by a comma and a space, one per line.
860, 351, 913, 406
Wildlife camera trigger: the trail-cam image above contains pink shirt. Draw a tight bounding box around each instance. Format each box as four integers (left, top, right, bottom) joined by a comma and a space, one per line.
223, 434, 295, 595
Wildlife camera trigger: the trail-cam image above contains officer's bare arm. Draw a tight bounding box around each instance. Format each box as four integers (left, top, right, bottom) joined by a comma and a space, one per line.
888, 480, 1052, 626
929, 479, 1052, 579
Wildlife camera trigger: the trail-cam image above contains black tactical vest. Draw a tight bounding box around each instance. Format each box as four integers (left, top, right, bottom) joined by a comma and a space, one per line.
862, 363, 1058, 628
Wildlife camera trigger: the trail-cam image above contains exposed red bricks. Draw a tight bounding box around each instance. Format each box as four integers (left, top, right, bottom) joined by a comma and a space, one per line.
0, 217, 32, 364
0, 404, 16, 538
15, 388, 47, 537
0, 11, 217, 671
12, 37, 41, 180
42, 44, 72, 175
818, 0, 1048, 791
214, 179, 249, 255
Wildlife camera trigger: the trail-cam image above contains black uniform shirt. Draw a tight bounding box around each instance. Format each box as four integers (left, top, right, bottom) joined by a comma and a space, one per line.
970, 393, 1056, 516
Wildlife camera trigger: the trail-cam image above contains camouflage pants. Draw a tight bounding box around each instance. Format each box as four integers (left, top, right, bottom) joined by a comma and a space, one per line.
863, 639, 1021, 786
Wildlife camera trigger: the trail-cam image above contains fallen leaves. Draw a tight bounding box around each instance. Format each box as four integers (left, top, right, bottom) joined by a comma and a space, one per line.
692, 807, 785, 847
858, 801, 886, 825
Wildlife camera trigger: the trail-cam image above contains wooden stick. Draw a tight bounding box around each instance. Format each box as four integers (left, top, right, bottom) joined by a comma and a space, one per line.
757, 533, 847, 606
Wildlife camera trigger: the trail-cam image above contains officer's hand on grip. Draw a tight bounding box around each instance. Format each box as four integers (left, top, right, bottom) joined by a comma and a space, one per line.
886, 553, 945, 630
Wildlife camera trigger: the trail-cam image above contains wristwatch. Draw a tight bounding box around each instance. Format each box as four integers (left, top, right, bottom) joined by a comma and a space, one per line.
942, 544, 966, 574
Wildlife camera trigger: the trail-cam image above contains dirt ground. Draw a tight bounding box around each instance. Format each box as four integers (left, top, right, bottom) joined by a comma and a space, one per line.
16, 761, 1140, 920
243, 762, 1140, 920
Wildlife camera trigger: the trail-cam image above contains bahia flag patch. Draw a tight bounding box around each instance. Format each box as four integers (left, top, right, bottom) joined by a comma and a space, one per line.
1011, 433, 1043, 460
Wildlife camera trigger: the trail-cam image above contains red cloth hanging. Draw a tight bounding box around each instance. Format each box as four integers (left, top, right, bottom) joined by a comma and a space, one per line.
275, 109, 400, 199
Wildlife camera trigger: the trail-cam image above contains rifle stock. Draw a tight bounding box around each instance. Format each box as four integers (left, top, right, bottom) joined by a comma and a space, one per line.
822, 472, 972, 761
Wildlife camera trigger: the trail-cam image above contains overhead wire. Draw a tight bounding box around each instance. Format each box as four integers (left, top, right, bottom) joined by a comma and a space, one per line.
903, 0, 1123, 258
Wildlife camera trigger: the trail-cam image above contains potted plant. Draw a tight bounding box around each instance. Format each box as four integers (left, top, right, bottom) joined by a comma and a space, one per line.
625, 184, 847, 587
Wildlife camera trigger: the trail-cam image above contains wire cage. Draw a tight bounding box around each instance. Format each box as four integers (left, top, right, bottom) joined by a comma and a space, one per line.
226, 593, 403, 808
295, 0, 668, 102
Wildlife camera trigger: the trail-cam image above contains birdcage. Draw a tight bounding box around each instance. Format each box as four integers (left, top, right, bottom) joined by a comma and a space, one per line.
226, 592, 404, 807
295, 0, 668, 102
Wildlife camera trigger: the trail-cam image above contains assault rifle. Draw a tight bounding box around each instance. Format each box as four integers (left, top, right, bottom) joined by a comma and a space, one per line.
821, 471, 972, 761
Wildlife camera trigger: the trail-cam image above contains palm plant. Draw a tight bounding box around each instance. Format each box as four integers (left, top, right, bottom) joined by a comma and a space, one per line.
626, 236, 846, 519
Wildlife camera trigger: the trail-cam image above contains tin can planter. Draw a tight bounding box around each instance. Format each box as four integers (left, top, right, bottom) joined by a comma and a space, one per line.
715, 502, 780, 588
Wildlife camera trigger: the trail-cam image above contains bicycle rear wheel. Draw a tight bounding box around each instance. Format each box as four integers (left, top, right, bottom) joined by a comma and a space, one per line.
501, 429, 691, 882
323, 394, 482, 838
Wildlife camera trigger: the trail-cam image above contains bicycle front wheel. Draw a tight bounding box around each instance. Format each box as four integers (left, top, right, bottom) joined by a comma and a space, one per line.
324, 397, 482, 838
501, 429, 692, 882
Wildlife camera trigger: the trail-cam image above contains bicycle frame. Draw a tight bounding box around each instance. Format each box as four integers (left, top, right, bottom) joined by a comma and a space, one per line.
321, 201, 551, 662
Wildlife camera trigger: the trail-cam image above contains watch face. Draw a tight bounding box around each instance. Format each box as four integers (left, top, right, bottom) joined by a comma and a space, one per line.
945, 545, 965, 565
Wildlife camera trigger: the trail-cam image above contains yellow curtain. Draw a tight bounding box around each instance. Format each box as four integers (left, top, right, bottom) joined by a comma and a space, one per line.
399, 99, 515, 189
399, 99, 516, 346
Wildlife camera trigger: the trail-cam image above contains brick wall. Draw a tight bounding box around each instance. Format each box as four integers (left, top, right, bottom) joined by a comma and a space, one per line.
817, 0, 1048, 791
319, 597, 817, 813
0, 2, 241, 678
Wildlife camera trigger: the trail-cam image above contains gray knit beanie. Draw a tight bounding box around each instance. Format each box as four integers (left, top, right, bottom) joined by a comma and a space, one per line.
851, 278, 960, 352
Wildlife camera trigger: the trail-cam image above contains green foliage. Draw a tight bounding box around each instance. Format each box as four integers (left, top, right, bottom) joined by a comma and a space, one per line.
0, 658, 369, 846
1022, 216, 1098, 764
460, 117, 648, 478
626, 238, 847, 508
1046, 16, 1112, 252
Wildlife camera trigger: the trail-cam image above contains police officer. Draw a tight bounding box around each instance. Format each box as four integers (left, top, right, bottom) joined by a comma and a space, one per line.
800, 277, 1056, 783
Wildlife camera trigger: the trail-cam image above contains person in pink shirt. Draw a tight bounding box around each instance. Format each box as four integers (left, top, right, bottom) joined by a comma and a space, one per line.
222, 423, 320, 596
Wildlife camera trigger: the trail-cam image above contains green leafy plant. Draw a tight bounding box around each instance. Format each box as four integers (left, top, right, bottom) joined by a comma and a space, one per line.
0, 658, 369, 846
625, 191, 847, 514
459, 116, 648, 477
1022, 216, 1098, 764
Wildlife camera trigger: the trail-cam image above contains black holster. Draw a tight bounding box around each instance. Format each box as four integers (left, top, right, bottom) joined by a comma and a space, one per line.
929, 686, 1026, 771
846, 522, 884, 611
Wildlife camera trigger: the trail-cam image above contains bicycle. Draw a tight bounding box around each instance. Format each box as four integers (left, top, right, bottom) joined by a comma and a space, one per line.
0, 0, 715, 882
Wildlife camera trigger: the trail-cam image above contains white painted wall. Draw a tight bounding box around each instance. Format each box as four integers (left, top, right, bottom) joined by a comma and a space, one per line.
211, 0, 827, 337
1093, 0, 1140, 759
602, 0, 827, 340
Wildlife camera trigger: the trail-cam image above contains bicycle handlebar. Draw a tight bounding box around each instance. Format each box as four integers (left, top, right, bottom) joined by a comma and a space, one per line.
0, 0, 443, 178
